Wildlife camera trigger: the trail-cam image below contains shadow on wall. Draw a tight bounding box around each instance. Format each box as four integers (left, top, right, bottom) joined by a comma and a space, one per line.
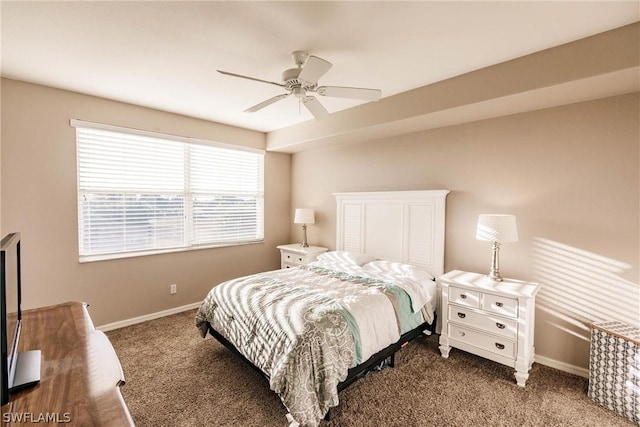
532, 237, 639, 343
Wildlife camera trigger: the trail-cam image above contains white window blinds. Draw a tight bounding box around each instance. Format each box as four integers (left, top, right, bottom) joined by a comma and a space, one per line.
72, 120, 264, 261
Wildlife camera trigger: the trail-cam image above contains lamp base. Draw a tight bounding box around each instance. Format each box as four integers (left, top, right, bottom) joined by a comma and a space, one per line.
488, 271, 503, 282
488, 241, 503, 281
300, 224, 309, 248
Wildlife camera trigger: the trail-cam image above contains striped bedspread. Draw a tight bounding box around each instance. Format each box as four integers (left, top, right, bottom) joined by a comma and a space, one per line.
195, 264, 429, 427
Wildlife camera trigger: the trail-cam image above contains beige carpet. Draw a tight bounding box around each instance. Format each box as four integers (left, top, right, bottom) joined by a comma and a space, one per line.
106, 309, 633, 427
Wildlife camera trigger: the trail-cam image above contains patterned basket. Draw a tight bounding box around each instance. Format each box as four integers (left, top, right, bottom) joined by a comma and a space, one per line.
588, 321, 640, 424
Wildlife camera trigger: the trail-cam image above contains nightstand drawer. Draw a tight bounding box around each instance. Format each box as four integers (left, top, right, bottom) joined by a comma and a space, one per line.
448, 307, 517, 340
482, 294, 518, 318
282, 251, 306, 265
449, 286, 480, 308
448, 324, 516, 359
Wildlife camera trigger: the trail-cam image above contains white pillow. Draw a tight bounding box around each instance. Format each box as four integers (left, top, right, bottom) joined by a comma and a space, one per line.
316, 251, 377, 267
363, 260, 435, 281
362, 260, 436, 313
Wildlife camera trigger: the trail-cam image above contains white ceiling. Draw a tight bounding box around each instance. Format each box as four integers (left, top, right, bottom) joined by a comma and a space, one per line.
1, 1, 638, 133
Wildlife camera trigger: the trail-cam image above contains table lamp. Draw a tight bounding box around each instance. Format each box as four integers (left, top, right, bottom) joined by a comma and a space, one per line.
294, 208, 315, 248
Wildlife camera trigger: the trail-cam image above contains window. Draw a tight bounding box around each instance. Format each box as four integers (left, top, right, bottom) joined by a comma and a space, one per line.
71, 119, 264, 262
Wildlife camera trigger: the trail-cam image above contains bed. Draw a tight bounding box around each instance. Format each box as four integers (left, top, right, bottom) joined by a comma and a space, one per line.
196, 190, 449, 427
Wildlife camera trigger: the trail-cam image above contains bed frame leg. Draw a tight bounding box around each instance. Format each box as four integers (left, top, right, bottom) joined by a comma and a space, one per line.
324, 409, 331, 421
390, 353, 395, 368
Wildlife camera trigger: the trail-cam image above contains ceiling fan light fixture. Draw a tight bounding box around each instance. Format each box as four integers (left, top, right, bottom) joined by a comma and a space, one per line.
293, 87, 306, 99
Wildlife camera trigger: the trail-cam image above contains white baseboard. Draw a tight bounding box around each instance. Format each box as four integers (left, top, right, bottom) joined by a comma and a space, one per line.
97, 301, 202, 332
535, 354, 589, 378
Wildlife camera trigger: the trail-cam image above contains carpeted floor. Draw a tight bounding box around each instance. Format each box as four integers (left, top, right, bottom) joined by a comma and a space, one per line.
106, 309, 634, 427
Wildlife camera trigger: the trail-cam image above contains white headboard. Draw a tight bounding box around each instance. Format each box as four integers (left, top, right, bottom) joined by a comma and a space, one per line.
334, 190, 449, 277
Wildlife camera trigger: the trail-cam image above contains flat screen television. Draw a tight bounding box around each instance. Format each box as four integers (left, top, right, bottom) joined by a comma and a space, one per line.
1, 232, 40, 406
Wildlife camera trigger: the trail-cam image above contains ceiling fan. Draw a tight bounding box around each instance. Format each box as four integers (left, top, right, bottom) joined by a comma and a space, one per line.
217, 50, 382, 119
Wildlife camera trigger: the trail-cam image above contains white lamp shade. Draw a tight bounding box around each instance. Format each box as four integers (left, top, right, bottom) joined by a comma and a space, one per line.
476, 214, 518, 242
294, 208, 315, 224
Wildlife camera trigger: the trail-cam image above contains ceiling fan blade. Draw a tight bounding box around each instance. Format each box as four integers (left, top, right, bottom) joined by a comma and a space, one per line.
217, 70, 284, 88
317, 86, 382, 101
298, 55, 332, 85
245, 93, 290, 113
302, 96, 329, 119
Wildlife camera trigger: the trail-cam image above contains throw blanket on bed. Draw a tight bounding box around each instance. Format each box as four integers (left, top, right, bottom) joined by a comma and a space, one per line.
195, 265, 426, 427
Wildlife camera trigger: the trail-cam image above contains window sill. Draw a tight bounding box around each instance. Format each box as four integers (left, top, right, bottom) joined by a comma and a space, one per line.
79, 239, 265, 263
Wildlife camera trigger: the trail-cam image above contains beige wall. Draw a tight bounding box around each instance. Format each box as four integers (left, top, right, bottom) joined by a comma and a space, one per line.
290, 93, 639, 370
2, 76, 638, 371
0, 78, 291, 326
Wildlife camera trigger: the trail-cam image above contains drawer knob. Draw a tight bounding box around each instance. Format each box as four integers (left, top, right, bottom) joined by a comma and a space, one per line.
460, 294, 467, 299
458, 331, 466, 337
495, 343, 505, 350
298, 257, 303, 262
457, 312, 466, 319
287, 255, 292, 259
495, 302, 504, 307
496, 323, 505, 329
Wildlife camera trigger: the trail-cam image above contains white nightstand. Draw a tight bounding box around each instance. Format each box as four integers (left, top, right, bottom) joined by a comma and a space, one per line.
438, 270, 540, 387
277, 244, 328, 269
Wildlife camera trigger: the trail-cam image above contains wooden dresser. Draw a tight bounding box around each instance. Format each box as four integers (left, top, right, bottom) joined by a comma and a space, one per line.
1, 302, 134, 426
